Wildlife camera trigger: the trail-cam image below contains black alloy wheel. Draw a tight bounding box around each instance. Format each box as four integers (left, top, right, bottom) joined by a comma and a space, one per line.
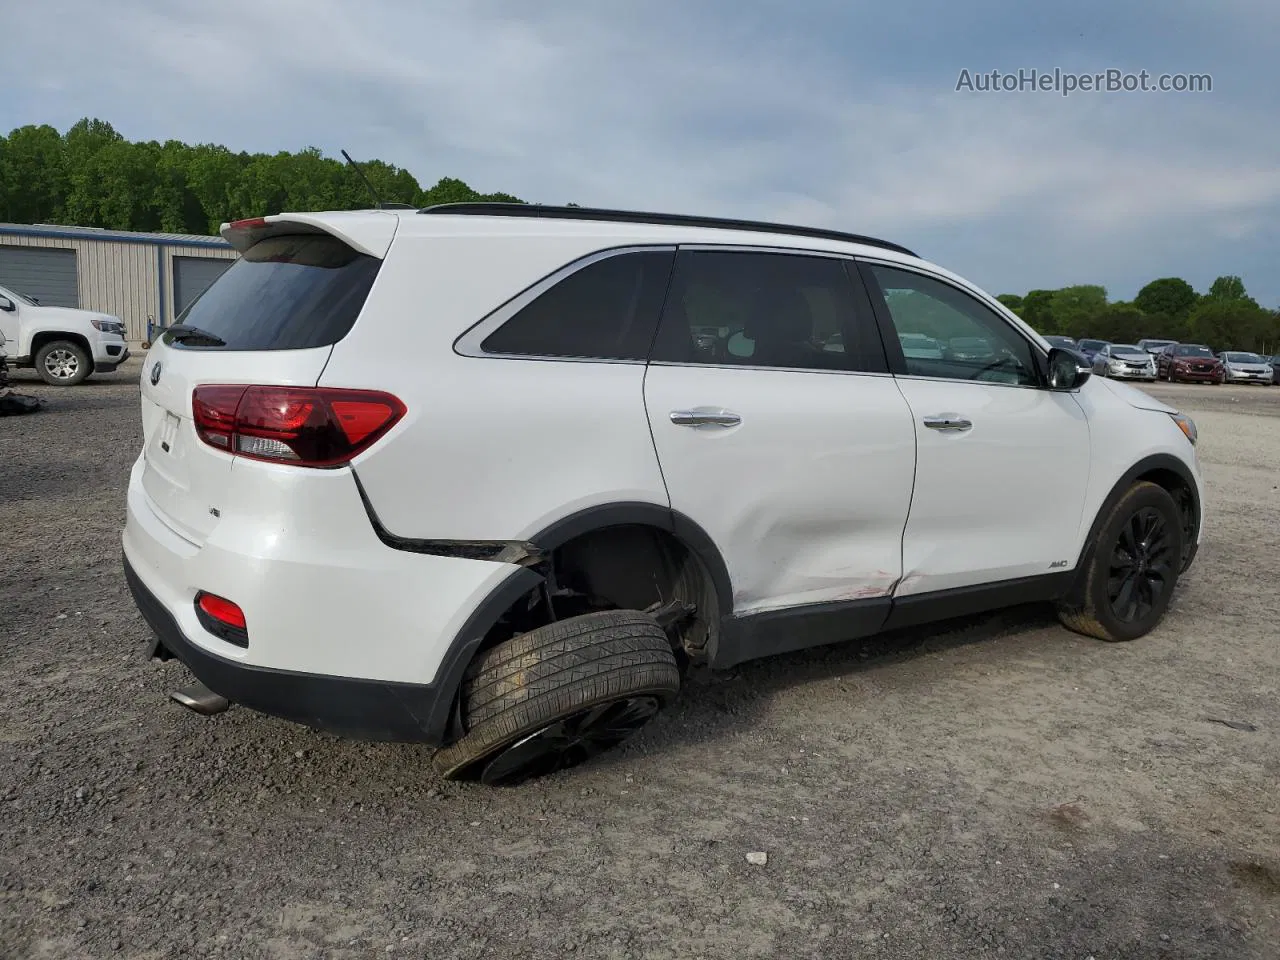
1105, 506, 1176, 624
477, 697, 661, 787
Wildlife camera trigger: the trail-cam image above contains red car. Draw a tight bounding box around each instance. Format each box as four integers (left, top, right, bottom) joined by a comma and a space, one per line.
1157, 343, 1224, 383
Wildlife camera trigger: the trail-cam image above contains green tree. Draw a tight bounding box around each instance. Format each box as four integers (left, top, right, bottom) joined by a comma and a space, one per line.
0, 124, 69, 223
996, 293, 1023, 313
1134, 277, 1198, 327
1206, 275, 1249, 302
0, 117, 527, 235
1184, 298, 1273, 352
1020, 289, 1057, 333
1090, 302, 1145, 344
1049, 285, 1108, 339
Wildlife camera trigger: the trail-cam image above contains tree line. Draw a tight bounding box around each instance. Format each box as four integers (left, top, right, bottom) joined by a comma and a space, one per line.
3, 119, 1276, 353
0, 118, 529, 237
996, 276, 1279, 355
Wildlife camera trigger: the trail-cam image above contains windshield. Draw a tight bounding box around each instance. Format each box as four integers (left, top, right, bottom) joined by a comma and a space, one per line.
1175, 345, 1214, 357
1111, 346, 1146, 357
1224, 352, 1262, 363
1078, 340, 1107, 350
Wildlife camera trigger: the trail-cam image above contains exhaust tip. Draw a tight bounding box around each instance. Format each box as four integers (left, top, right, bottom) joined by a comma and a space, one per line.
169, 683, 231, 716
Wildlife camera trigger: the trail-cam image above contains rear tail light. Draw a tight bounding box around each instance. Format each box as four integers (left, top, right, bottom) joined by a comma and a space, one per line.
192, 385, 406, 467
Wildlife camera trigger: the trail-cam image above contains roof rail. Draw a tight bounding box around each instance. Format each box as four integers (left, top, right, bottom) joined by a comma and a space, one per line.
417, 202, 918, 258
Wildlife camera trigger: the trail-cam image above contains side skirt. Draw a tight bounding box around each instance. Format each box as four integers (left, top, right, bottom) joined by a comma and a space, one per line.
713, 572, 1074, 670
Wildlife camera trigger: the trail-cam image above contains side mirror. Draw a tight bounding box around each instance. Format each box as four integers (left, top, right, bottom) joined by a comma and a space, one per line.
1047, 347, 1091, 390
0, 296, 14, 312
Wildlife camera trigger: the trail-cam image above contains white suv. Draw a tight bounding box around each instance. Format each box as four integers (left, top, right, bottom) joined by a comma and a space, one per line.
122, 204, 1205, 786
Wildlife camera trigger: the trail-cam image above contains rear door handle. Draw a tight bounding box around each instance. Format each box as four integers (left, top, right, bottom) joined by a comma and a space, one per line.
670, 408, 742, 428
922, 414, 972, 432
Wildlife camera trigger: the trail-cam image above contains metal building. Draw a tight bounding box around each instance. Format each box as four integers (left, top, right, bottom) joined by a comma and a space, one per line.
0, 223, 237, 343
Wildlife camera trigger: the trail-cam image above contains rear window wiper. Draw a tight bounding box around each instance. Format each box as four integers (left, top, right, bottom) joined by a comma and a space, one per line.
164, 324, 226, 347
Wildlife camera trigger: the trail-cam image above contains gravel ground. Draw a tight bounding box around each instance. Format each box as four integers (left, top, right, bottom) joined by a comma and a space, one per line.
2, 358, 1278, 960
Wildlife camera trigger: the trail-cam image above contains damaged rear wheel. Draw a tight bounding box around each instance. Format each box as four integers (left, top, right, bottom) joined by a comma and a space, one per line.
432, 609, 680, 786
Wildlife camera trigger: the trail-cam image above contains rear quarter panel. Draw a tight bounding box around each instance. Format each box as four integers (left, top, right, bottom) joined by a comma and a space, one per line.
318, 232, 672, 539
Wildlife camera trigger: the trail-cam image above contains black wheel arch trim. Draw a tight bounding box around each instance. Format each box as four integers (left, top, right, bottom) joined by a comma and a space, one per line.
1074, 453, 1201, 579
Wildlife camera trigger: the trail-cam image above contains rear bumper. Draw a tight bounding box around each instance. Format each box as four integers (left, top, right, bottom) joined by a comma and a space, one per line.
124, 552, 447, 742
120, 454, 543, 744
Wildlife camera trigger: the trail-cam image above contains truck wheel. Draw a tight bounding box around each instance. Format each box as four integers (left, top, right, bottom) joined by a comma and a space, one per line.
1057, 481, 1184, 643
433, 609, 681, 786
35, 340, 91, 386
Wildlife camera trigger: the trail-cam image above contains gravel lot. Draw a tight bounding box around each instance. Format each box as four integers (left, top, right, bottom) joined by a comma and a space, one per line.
2, 357, 1278, 960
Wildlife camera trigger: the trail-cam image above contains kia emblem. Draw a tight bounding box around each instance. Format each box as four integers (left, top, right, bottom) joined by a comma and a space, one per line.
150, 361, 162, 386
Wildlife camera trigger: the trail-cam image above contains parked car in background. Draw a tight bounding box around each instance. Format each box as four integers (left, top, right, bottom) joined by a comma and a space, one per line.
1271, 356, 1280, 385
1042, 335, 1077, 349
944, 336, 996, 362
1158, 343, 1224, 383
899, 332, 945, 359
1094, 343, 1158, 381
0, 282, 130, 385
1138, 338, 1179, 355
1217, 351, 1274, 385
1075, 338, 1110, 363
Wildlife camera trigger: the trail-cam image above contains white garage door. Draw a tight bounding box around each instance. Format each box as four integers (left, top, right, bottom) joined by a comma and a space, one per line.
174, 256, 233, 317
0, 246, 79, 308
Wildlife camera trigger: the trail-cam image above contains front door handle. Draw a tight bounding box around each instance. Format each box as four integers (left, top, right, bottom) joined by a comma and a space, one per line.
670, 408, 742, 428
922, 414, 972, 432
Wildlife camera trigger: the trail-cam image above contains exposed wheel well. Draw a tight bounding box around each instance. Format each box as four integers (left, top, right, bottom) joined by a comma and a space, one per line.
474, 523, 722, 664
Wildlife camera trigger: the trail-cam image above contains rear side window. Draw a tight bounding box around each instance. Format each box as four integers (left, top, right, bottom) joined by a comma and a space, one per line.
165, 234, 381, 351
480, 249, 676, 360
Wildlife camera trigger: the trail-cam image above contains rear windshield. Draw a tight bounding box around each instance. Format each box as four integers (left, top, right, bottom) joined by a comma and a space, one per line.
164, 233, 381, 351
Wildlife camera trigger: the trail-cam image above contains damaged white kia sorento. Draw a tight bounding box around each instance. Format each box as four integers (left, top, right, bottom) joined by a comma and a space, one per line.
122, 203, 1205, 786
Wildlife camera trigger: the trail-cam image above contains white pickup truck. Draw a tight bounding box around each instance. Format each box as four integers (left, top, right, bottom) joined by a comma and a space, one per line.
0, 283, 130, 385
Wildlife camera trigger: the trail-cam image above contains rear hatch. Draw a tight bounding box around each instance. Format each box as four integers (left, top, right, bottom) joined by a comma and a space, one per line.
137, 214, 397, 545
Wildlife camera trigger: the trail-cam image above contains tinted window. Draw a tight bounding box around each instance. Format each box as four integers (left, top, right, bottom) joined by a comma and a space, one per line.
166, 234, 381, 351
481, 250, 675, 360
866, 264, 1039, 386
650, 250, 886, 373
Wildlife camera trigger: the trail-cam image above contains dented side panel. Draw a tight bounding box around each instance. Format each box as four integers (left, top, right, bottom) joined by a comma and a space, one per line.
643, 363, 917, 616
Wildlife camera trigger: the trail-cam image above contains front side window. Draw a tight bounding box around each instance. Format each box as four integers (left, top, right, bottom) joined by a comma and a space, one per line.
649, 250, 887, 373
865, 264, 1039, 386
480, 249, 675, 360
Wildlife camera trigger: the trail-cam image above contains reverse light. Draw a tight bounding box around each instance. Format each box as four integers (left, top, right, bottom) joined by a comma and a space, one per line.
1171, 412, 1198, 446
192, 385, 406, 467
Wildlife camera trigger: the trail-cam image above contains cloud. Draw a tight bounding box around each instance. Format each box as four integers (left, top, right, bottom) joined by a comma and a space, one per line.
2, 0, 1278, 303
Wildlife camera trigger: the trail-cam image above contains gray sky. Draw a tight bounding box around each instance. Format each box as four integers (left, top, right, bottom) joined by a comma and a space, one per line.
5, 0, 1278, 304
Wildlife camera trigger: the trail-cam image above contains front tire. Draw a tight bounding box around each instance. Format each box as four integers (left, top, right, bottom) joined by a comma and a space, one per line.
34, 340, 91, 386
1057, 481, 1185, 643
433, 610, 681, 785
